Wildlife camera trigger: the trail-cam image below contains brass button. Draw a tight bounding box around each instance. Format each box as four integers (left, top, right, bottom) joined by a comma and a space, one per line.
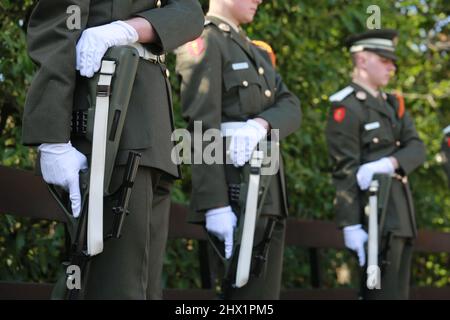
242, 80, 249, 87
265, 90, 272, 98
165, 69, 170, 78
219, 23, 231, 32
356, 91, 367, 101
396, 140, 401, 147
258, 67, 265, 75
156, 0, 161, 8
372, 137, 379, 144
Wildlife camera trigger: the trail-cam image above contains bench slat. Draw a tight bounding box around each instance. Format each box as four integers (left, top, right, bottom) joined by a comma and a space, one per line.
0, 166, 66, 222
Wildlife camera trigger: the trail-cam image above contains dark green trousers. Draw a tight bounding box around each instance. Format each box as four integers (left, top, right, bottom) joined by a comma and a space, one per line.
83, 166, 172, 299
362, 236, 414, 300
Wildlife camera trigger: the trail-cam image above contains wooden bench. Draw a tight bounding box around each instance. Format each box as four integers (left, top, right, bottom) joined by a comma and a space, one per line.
1, 165, 450, 300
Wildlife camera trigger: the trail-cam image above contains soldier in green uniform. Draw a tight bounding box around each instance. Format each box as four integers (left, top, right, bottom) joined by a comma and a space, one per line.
326, 29, 426, 299
176, 0, 301, 299
441, 126, 450, 187
22, 0, 203, 299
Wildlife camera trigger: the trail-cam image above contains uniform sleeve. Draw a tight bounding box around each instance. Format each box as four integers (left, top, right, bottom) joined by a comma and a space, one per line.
325, 103, 362, 227
22, 0, 90, 145
136, 0, 204, 53
176, 31, 229, 213
256, 72, 301, 140
391, 111, 426, 175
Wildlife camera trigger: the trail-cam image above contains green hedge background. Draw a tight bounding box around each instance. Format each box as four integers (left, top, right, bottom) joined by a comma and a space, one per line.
1, 0, 449, 291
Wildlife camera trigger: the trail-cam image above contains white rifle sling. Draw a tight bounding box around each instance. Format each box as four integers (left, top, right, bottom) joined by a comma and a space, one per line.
87, 60, 116, 256
234, 150, 264, 288
367, 180, 380, 289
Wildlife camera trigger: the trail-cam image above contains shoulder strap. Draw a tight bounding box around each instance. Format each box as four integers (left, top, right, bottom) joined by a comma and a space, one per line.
394, 92, 405, 119
251, 40, 276, 67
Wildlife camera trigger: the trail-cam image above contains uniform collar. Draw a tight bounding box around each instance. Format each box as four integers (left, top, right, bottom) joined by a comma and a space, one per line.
206, 13, 240, 33
206, 15, 255, 61
351, 82, 395, 121
352, 79, 380, 98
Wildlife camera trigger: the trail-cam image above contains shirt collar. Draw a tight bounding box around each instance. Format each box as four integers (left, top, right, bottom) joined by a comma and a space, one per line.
352, 79, 380, 98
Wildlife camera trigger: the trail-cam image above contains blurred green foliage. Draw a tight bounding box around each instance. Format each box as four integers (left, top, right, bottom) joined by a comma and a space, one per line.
1, 0, 449, 292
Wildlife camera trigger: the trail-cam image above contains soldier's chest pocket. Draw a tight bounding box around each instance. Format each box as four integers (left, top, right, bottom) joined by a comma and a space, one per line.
131, 0, 167, 12
223, 68, 263, 116
361, 122, 394, 151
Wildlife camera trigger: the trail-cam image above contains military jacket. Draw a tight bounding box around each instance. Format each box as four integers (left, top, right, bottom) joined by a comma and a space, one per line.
326, 82, 426, 236
22, 0, 204, 177
176, 16, 301, 222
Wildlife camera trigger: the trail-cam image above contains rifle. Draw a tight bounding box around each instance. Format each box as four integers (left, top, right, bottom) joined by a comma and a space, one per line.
366, 173, 391, 290
48, 46, 141, 299
207, 141, 275, 298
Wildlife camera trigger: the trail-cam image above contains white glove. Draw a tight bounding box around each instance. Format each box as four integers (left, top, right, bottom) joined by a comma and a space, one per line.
76, 20, 139, 77
356, 157, 395, 190
228, 119, 267, 167
39, 142, 88, 218
343, 224, 368, 266
205, 206, 237, 259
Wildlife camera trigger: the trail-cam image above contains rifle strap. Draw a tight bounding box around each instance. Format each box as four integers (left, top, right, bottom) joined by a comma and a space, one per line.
234, 150, 264, 288
87, 60, 116, 256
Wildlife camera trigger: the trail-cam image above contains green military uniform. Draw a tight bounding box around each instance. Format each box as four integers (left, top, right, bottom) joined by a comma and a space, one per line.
22, 0, 203, 299
441, 126, 450, 187
326, 30, 426, 300
176, 16, 301, 299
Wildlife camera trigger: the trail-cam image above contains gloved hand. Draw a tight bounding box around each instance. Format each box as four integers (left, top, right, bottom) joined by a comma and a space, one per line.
205, 206, 237, 259
76, 20, 139, 77
38, 142, 88, 218
356, 157, 395, 190
228, 119, 267, 167
343, 224, 368, 266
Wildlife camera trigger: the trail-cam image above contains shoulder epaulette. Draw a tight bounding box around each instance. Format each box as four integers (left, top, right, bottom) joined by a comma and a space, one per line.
393, 92, 405, 119
329, 86, 354, 102
252, 40, 277, 67
444, 125, 450, 136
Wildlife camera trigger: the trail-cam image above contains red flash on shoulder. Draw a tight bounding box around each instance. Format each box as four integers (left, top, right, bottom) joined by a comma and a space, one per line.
186, 37, 205, 57
333, 106, 346, 123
